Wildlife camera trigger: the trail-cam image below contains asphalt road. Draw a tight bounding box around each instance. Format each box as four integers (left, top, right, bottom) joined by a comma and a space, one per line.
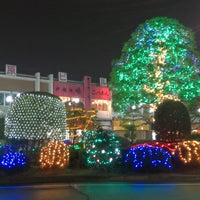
1, 183, 200, 200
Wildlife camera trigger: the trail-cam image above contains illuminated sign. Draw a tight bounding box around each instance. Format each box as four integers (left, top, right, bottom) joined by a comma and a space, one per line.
53, 82, 83, 97
92, 86, 110, 100
53, 80, 111, 101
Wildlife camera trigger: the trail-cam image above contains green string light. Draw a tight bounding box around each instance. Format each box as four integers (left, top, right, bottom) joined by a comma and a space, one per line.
110, 17, 200, 113
82, 130, 121, 167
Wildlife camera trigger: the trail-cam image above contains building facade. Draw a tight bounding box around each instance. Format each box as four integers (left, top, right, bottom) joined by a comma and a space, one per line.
53, 75, 112, 129
0, 65, 112, 129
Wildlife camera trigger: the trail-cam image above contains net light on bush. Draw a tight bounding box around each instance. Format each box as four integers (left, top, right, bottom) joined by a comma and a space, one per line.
5, 92, 67, 141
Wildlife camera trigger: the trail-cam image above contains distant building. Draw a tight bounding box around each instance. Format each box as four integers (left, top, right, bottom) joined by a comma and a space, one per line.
0, 65, 112, 129
54, 74, 112, 130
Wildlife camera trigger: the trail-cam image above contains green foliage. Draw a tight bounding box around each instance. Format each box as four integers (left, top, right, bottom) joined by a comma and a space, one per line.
82, 130, 121, 169
116, 136, 130, 149
120, 119, 136, 144
154, 100, 191, 141
110, 16, 200, 113
186, 96, 200, 124
0, 117, 5, 140
68, 146, 86, 168
120, 121, 136, 132
186, 133, 200, 141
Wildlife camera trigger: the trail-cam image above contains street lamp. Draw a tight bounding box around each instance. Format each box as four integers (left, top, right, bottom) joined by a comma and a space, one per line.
6, 95, 13, 103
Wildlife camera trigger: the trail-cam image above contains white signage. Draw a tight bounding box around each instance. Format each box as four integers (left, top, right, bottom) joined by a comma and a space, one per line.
100, 77, 107, 86
58, 72, 67, 82
6, 64, 17, 76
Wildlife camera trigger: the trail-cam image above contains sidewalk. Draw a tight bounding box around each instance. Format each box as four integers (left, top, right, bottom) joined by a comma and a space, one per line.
1, 169, 200, 185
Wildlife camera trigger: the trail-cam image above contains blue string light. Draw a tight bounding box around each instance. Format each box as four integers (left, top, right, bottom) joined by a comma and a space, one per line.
124, 145, 173, 171
1, 151, 27, 170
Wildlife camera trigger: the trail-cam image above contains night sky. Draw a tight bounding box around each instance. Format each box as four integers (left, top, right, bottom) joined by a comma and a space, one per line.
0, 0, 200, 82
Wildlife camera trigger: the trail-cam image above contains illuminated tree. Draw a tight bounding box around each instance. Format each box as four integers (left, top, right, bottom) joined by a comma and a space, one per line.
66, 101, 85, 132
110, 17, 200, 113
154, 100, 191, 141
66, 101, 98, 131
66, 101, 100, 144
5, 92, 67, 149
120, 118, 136, 144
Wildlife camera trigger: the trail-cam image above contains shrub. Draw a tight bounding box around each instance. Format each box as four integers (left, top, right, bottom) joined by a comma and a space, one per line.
186, 134, 200, 141
5, 92, 67, 149
154, 100, 191, 142
0, 145, 28, 171
174, 140, 200, 168
0, 117, 5, 140
0, 150, 27, 171
124, 145, 173, 172
68, 145, 86, 168
82, 130, 121, 169
39, 141, 69, 169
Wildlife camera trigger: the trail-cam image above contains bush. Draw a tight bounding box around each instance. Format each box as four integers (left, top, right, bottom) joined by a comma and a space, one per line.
39, 141, 69, 169
5, 92, 67, 150
82, 130, 121, 170
154, 100, 191, 142
68, 146, 86, 168
1, 152, 27, 169
0, 149, 27, 172
186, 134, 200, 141
124, 145, 173, 172
0, 117, 5, 140
174, 140, 200, 168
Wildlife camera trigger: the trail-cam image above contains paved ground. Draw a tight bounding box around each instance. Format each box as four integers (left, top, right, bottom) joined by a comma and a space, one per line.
1, 168, 200, 185
2, 183, 200, 200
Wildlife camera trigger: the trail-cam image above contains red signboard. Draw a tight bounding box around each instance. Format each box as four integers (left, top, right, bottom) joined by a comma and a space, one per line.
84, 76, 91, 110
92, 86, 111, 100
53, 82, 83, 98
53, 80, 111, 101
